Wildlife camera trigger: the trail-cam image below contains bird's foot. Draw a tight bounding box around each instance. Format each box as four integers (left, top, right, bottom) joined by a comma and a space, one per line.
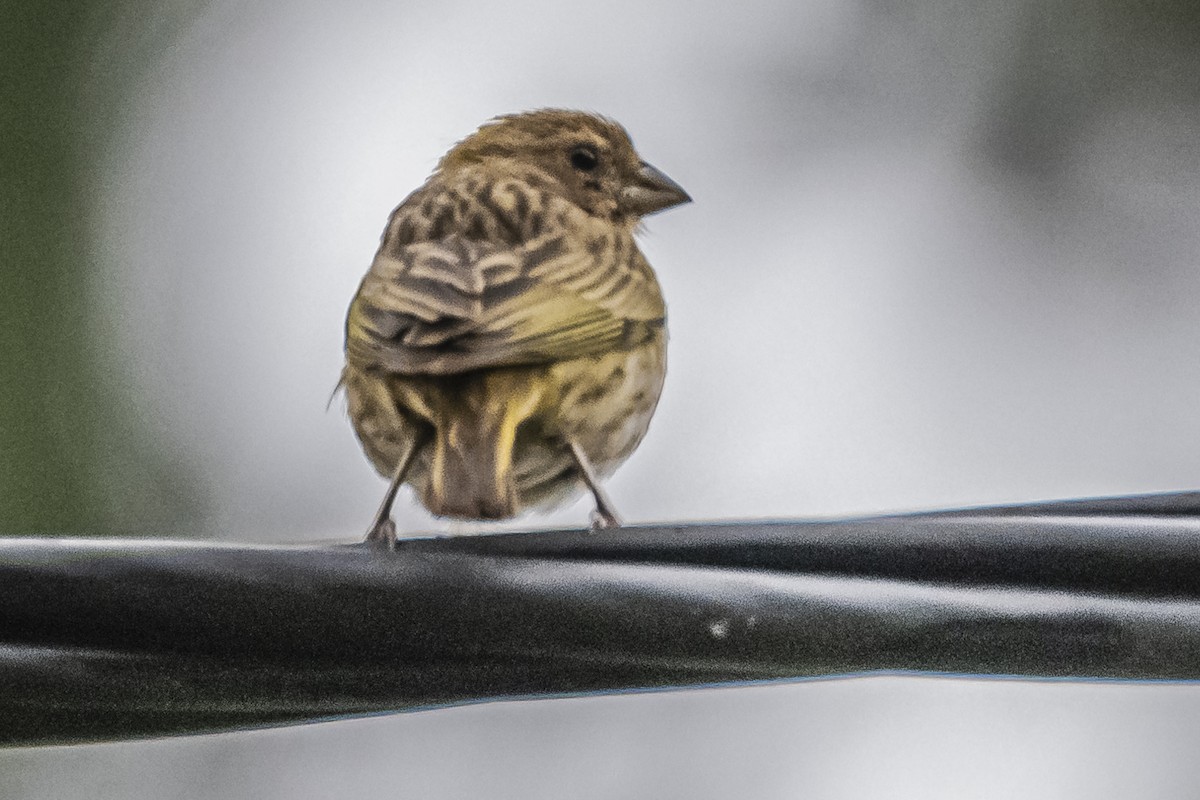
364, 518, 398, 551
589, 508, 622, 532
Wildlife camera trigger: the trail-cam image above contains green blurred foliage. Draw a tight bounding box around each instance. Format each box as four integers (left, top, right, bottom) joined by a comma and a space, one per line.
0, 3, 203, 536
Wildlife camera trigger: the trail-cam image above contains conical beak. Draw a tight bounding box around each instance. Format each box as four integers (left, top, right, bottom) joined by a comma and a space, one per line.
620, 161, 692, 217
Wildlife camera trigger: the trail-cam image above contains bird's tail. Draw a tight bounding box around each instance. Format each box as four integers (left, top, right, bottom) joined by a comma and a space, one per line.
424, 371, 544, 520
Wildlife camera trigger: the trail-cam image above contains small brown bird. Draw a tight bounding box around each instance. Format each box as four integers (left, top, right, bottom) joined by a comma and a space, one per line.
342, 109, 690, 546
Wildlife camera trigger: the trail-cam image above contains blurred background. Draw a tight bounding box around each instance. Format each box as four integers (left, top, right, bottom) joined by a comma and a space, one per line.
4, 0, 1200, 797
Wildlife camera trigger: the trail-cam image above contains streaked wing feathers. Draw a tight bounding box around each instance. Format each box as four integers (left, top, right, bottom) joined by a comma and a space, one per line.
346, 179, 665, 376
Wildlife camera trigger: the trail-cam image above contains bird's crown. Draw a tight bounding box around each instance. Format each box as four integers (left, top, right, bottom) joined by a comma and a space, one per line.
438, 109, 633, 173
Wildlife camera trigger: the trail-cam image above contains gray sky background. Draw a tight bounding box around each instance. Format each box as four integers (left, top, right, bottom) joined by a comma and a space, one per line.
91, 0, 1200, 541
8, 0, 1200, 796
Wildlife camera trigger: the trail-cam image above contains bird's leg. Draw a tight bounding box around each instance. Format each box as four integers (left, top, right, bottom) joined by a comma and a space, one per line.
567, 439, 622, 530
365, 435, 423, 550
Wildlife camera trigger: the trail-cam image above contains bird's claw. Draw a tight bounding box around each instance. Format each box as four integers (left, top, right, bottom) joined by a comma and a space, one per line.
364, 518, 398, 551
589, 509, 622, 532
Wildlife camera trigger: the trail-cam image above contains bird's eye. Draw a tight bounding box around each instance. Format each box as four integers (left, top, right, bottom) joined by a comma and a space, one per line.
570, 146, 599, 172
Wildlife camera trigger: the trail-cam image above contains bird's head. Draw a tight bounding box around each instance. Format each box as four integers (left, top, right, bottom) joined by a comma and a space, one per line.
438, 109, 691, 221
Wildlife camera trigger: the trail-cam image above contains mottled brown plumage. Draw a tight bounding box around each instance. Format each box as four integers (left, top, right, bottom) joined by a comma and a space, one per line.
342, 109, 689, 545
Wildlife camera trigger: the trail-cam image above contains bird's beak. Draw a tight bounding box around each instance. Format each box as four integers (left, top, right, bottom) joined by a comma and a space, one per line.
620, 161, 691, 216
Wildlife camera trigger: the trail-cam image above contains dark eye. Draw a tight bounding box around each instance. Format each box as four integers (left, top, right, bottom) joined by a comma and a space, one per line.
570, 146, 599, 171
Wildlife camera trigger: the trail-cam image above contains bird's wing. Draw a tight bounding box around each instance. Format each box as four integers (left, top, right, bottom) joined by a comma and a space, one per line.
345, 177, 665, 376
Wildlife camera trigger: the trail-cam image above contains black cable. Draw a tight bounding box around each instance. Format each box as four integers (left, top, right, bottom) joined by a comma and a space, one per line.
3, 491, 1199, 746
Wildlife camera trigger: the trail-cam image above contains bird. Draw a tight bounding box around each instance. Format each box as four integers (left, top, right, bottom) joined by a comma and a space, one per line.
341, 109, 690, 547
